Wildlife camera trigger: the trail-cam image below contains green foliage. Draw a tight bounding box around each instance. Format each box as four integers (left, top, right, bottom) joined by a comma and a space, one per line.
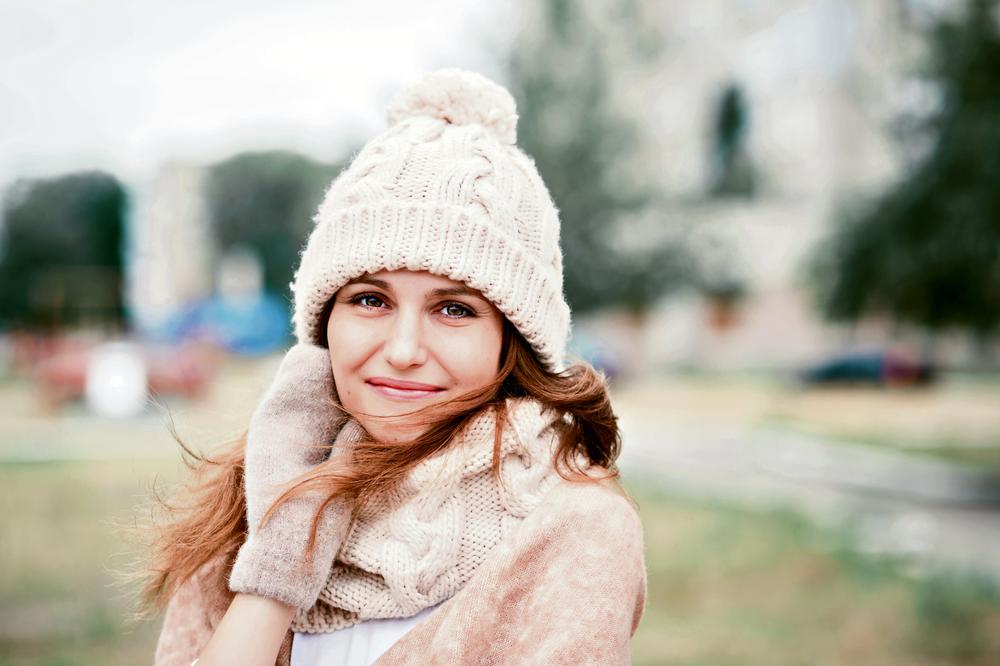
506, 0, 696, 314
812, 0, 1000, 335
204, 150, 345, 302
911, 571, 1000, 658
0, 171, 127, 330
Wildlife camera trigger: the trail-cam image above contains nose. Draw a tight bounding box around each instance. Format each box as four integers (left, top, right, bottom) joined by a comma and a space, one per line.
382, 310, 428, 369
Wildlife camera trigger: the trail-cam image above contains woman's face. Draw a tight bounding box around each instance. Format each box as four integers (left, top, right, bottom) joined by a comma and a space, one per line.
326, 269, 505, 443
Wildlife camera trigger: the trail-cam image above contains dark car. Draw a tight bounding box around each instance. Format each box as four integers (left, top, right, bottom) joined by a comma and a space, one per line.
799, 347, 935, 387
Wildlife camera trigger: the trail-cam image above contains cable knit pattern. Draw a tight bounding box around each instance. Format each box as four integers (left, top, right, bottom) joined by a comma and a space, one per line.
292, 397, 579, 633
290, 68, 570, 372
223, 358, 585, 629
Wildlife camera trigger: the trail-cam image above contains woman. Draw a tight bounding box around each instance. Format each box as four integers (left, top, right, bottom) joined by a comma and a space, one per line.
147, 68, 647, 665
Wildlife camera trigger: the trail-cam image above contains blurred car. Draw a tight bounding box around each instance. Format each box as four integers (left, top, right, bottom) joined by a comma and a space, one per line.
799, 347, 935, 387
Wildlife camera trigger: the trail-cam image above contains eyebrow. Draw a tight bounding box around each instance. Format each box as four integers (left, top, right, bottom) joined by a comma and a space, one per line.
343, 276, 489, 301
344, 276, 390, 289
430, 285, 489, 300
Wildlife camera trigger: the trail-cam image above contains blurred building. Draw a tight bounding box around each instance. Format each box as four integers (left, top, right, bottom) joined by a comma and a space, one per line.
124, 1, 980, 371
536, 0, 963, 372
127, 161, 215, 331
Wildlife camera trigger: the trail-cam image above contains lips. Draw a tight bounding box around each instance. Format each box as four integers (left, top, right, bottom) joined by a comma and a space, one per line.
365, 377, 445, 400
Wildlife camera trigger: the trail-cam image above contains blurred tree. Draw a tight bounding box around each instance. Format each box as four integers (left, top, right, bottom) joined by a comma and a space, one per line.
812, 0, 1000, 346
506, 0, 697, 315
205, 150, 344, 306
0, 171, 127, 331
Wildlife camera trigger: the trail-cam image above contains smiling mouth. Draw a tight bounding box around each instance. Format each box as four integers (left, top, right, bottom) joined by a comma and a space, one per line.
365, 378, 445, 400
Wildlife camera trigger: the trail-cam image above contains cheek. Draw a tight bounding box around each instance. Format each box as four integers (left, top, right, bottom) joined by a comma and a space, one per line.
327, 315, 369, 360
441, 324, 503, 387
326, 317, 373, 398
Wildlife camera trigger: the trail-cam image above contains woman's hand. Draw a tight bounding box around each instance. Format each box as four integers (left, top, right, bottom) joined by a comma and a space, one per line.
228, 343, 354, 609
195, 593, 295, 666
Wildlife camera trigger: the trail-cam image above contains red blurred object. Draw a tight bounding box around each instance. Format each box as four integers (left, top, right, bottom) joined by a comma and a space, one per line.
146, 342, 222, 400
13, 333, 222, 411
882, 347, 928, 387
31, 343, 90, 409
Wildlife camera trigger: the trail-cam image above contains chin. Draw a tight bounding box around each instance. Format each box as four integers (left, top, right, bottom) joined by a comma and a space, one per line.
359, 416, 425, 446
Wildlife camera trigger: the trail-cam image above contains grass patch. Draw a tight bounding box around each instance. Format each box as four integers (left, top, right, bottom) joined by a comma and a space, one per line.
0, 458, 177, 666
910, 573, 1000, 659
624, 476, 1000, 666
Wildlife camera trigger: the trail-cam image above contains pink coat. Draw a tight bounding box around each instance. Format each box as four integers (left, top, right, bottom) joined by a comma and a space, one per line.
154, 478, 648, 665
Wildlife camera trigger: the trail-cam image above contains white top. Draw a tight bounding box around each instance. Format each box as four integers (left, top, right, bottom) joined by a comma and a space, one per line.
290, 600, 445, 666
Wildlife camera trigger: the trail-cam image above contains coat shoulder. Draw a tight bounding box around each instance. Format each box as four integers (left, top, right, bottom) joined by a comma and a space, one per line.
503, 474, 649, 642
521, 474, 646, 566
543, 475, 643, 533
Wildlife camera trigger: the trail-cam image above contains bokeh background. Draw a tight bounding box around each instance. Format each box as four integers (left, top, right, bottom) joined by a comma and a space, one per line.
2, 0, 999, 664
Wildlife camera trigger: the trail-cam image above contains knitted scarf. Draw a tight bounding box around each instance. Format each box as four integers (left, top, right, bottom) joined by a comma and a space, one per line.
292, 397, 580, 633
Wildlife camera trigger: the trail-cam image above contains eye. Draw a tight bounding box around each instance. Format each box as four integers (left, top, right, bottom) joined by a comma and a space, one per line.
350, 293, 387, 310
439, 302, 475, 319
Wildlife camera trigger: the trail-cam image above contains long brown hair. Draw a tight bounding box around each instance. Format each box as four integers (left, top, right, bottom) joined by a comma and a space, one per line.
140, 303, 628, 612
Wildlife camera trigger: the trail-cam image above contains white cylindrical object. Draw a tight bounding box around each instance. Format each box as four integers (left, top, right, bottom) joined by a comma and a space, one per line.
85, 341, 148, 418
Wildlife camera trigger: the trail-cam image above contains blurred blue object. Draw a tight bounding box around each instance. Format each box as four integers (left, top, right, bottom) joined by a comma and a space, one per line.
147, 292, 291, 356
569, 332, 622, 381
799, 347, 936, 387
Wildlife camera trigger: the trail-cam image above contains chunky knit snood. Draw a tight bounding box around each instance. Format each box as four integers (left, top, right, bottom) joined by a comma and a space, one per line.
291, 398, 576, 633
225, 346, 592, 632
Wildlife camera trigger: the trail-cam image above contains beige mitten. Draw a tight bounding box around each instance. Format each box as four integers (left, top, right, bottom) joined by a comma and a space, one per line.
228, 343, 352, 609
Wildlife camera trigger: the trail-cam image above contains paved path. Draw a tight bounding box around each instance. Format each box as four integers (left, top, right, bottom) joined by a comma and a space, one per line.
617, 410, 1000, 581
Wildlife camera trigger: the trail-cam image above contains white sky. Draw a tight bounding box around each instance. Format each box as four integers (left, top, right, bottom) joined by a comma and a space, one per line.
0, 0, 513, 187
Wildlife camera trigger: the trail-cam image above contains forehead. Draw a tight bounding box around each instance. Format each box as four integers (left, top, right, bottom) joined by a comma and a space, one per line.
345, 269, 487, 298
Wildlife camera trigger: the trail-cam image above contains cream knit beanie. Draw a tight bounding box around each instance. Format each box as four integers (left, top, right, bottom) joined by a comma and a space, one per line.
290, 68, 570, 371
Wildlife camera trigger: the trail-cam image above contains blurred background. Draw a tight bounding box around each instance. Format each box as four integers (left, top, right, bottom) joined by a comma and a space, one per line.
1, 0, 999, 663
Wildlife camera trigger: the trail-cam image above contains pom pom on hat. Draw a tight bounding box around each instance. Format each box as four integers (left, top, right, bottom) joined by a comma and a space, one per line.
386, 68, 518, 145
